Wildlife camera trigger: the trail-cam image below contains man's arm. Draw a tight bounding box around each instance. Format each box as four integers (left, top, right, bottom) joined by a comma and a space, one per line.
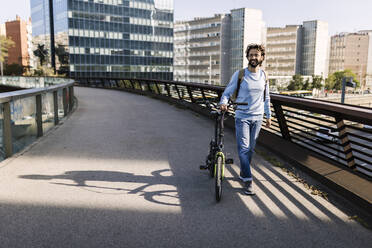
264, 77, 271, 128
219, 70, 240, 111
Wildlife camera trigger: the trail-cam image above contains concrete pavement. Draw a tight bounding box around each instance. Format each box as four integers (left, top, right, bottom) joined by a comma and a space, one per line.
0, 87, 371, 247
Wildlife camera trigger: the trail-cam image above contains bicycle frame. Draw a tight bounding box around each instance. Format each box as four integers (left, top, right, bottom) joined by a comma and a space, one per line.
200, 101, 246, 202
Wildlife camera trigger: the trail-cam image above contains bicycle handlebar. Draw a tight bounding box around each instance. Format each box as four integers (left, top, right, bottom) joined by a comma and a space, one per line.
204, 100, 248, 110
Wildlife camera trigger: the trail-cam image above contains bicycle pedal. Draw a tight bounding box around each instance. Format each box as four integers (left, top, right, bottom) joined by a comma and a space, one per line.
225, 158, 234, 164
200, 165, 208, 170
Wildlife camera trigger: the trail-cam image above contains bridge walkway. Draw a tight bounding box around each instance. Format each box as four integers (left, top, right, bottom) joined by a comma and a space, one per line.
0, 87, 370, 247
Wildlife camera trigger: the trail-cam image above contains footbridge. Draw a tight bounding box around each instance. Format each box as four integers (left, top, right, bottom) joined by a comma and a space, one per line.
0, 77, 371, 247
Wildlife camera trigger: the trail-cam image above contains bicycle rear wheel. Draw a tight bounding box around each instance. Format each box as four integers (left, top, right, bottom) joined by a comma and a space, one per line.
215, 155, 223, 202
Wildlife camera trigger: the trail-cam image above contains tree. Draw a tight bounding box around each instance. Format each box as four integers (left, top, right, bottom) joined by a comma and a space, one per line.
0, 35, 15, 63
55, 44, 69, 65
312, 75, 323, 89
4, 63, 24, 76
33, 44, 49, 66
55, 44, 69, 76
303, 78, 311, 90
287, 74, 304, 91
326, 70, 360, 90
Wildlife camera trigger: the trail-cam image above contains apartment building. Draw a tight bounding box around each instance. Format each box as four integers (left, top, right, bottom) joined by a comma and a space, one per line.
174, 14, 230, 85
174, 8, 265, 85
31, 0, 174, 79
329, 31, 371, 89
266, 25, 302, 77
230, 8, 265, 79
0, 24, 5, 36
5, 16, 31, 67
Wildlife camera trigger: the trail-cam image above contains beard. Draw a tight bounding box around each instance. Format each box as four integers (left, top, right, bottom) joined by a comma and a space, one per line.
249, 59, 262, 68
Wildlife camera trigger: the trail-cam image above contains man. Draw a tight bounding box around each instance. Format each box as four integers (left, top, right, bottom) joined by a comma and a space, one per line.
219, 43, 271, 195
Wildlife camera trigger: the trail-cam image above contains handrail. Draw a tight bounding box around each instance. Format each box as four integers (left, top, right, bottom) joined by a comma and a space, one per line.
76, 77, 372, 179
0, 81, 74, 103
0, 79, 75, 159
270, 94, 372, 125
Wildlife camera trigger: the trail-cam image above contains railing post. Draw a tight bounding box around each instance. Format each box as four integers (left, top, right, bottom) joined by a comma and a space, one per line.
69, 86, 74, 112
335, 116, 356, 169
217, 91, 222, 101
130, 80, 135, 89
155, 83, 161, 95
3, 102, 13, 158
146, 82, 152, 93
174, 85, 182, 99
200, 88, 206, 102
63, 87, 68, 117
272, 102, 291, 140
140, 81, 146, 91
165, 83, 171, 97
53, 90, 59, 125
186, 86, 195, 103
36, 94, 43, 137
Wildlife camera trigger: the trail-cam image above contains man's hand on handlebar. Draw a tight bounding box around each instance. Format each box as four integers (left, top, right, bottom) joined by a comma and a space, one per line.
219, 104, 228, 112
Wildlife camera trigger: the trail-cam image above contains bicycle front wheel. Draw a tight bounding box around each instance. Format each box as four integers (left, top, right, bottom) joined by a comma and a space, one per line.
215, 155, 223, 202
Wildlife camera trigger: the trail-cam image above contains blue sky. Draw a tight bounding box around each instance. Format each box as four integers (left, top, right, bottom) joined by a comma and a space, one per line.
1, 0, 371, 35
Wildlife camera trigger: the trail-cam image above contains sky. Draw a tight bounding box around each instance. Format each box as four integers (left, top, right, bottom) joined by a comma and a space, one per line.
0, 0, 371, 35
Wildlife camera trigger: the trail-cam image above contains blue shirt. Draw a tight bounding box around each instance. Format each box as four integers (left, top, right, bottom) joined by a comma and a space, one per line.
219, 68, 271, 120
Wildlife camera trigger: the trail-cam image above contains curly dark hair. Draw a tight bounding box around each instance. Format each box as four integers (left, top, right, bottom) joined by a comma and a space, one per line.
245, 43, 266, 60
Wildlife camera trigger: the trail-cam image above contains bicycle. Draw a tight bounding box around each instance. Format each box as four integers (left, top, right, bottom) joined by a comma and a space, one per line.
200, 101, 247, 202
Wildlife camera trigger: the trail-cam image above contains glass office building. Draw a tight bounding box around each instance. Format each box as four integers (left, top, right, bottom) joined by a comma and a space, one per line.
30, 0, 174, 80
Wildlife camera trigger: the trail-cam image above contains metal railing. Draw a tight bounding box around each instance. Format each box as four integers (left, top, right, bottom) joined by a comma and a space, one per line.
0, 80, 75, 159
0, 76, 73, 89
76, 78, 372, 178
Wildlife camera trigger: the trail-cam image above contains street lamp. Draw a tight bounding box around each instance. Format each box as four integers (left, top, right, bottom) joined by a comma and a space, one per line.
209, 54, 212, 84
0, 38, 3, 77
49, 0, 56, 74
341, 77, 356, 104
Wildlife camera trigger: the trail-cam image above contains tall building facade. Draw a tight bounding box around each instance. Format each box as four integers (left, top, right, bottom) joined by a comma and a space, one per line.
301, 20, 329, 77
5, 16, 31, 67
329, 31, 371, 89
26, 19, 36, 69
31, 0, 174, 79
173, 14, 230, 85
173, 8, 265, 85
364, 30, 372, 89
264, 20, 329, 89
0, 24, 6, 36
230, 8, 265, 80
266, 25, 302, 77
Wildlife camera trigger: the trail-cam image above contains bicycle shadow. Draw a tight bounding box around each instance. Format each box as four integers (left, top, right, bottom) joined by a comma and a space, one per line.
19, 169, 181, 207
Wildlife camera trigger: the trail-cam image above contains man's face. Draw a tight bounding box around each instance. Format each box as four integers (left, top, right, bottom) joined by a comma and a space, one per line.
248, 49, 264, 68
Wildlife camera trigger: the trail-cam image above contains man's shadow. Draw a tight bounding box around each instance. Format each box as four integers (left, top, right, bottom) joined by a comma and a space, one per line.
19, 169, 180, 206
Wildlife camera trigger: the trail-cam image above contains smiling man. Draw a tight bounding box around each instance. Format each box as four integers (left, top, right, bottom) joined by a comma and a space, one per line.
219, 43, 271, 195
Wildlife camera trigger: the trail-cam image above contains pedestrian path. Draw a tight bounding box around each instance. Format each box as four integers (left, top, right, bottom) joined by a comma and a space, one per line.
0, 87, 370, 248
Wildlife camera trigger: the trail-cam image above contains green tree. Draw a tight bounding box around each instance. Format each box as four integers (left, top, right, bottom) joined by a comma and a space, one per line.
0, 35, 15, 63
287, 74, 304, 91
327, 70, 360, 90
55, 44, 69, 76
33, 44, 49, 66
312, 75, 323, 89
4, 63, 24, 76
303, 78, 311, 90
55, 44, 69, 65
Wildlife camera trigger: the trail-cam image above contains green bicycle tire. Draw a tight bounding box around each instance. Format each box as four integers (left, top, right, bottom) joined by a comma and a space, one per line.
215, 155, 223, 202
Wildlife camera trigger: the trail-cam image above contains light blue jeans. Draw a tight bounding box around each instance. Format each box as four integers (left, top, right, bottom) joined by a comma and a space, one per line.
235, 118, 263, 182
